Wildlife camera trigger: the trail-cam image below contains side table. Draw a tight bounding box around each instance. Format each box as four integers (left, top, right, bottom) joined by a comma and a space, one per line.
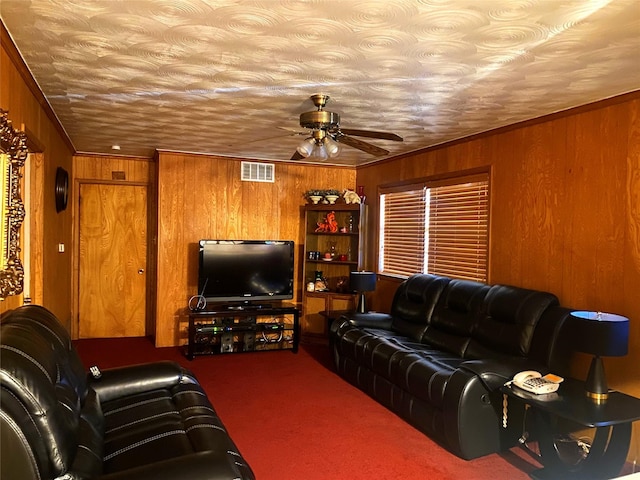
501, 378, 640, 479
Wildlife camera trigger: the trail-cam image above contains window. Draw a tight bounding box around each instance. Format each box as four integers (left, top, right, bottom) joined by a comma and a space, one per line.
379, 173, 489, 282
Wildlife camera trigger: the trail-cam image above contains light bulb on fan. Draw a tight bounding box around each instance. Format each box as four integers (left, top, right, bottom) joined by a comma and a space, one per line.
296, 138, 315, 157
325, 136, 340, 157
310, 142, 329, 160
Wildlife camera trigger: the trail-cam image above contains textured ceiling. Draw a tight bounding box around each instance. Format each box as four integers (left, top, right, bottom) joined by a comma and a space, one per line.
2, 0, 639, 166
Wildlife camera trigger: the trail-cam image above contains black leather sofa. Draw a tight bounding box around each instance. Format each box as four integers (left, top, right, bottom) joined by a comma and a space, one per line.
0, 305, 255, 480
331, 274, 574, 460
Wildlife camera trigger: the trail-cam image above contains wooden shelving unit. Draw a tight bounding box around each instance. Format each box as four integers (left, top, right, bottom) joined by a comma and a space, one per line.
301, 203, 366, 342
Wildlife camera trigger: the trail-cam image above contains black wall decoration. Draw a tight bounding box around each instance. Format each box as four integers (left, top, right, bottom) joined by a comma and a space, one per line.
55, 167, 69, 212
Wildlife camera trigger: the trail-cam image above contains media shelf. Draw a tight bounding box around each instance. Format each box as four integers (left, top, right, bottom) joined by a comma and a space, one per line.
186, 303, 300, 360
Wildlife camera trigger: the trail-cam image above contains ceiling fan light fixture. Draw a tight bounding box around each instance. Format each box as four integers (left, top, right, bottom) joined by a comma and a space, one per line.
291, 94, 402, 160
310, 142, 329, 161
325, 136, 340, 157
296, 137, 315, 157
296, 132, 337, 161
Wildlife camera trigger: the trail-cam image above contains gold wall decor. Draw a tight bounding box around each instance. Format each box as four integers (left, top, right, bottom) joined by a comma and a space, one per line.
0, 110, 27, 299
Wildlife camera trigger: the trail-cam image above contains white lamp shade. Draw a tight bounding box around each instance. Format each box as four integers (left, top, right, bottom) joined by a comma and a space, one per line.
325, 136, 340, 157
296, 138, 315, 157
310, 143, 328, 160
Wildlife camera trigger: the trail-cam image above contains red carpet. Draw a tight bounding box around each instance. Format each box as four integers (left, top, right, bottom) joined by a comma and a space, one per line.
75, 337, 543, 479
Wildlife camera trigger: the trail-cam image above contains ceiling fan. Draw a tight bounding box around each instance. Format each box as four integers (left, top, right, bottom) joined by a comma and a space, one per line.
287, 94, 402, 161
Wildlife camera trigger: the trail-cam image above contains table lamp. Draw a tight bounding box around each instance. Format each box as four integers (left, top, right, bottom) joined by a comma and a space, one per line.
350, 271, 376, 313
569, 311, 629, 403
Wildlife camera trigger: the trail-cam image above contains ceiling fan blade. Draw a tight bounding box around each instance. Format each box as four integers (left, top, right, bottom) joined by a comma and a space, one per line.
232, 132, 295, 147
277, 126, 308, 136
339, 128, 403, 142
290, 150, 305, 161
336, 134, 389, 156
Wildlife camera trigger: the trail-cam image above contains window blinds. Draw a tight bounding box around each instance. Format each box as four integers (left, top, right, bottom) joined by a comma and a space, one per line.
379, 173, 489, 282
427, 179, 488, 282
380, 188, 427, 276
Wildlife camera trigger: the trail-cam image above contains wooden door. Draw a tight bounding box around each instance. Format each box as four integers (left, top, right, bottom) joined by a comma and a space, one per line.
79, 183, 147, 338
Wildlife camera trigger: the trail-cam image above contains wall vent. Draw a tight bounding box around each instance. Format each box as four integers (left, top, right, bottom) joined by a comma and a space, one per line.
241, 161, 275, 182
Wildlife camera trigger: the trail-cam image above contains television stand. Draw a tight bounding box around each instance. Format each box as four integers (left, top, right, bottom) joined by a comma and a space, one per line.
186, 302, 300, 360
224, 302, 272, 311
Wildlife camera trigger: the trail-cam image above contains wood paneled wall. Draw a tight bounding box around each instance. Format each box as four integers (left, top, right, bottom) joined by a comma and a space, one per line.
357, 92, 640, 461
1, 23, 75, 324
155, 152, 355, 347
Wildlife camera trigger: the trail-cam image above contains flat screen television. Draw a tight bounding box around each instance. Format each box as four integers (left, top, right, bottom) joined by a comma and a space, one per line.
197, 239, 294, 308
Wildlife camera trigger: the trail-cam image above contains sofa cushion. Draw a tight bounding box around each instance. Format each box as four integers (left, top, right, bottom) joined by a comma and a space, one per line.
71, 388, 105, 477
421, 279, 490, 357
2, 304, 89, 403
87, 362, 253, 476
337, 327, 409, 373
388, 346, 465, 408
0, 322, 82, 478
2, 307, 105, 478
101, 385, 214, 472
466, 284, 559, 359
390, 274, 451, 340
336, 323, 467, 409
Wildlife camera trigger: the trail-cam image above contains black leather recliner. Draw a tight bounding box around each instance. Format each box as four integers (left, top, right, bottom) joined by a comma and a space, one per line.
0, 305, 255, 480
331, 274, 574, 460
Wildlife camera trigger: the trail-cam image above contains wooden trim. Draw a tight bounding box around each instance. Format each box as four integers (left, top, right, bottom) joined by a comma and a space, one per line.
155, 149, 356, 169
75, 150, 152, 161
377, 166, 491, 191
75, 178, 149, 187
22, 125, 46, 153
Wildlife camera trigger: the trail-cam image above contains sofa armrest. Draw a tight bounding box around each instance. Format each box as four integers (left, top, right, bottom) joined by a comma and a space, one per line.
443, 359, 546, 459
343, 312, 394, 330
443, 361, 543, 460
458, 358, 546, 391
89, 361, 194, 403
95, 451, 248, 480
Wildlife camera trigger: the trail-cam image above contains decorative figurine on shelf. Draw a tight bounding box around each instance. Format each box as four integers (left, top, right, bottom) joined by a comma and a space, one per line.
336, 276, 349, 293
315, 211, 338, 233
324, 189, 340, 205
314, 271, 329, 292
343, 189, 362, 204
304, 189, 324, 204
326, 241, 337, 259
